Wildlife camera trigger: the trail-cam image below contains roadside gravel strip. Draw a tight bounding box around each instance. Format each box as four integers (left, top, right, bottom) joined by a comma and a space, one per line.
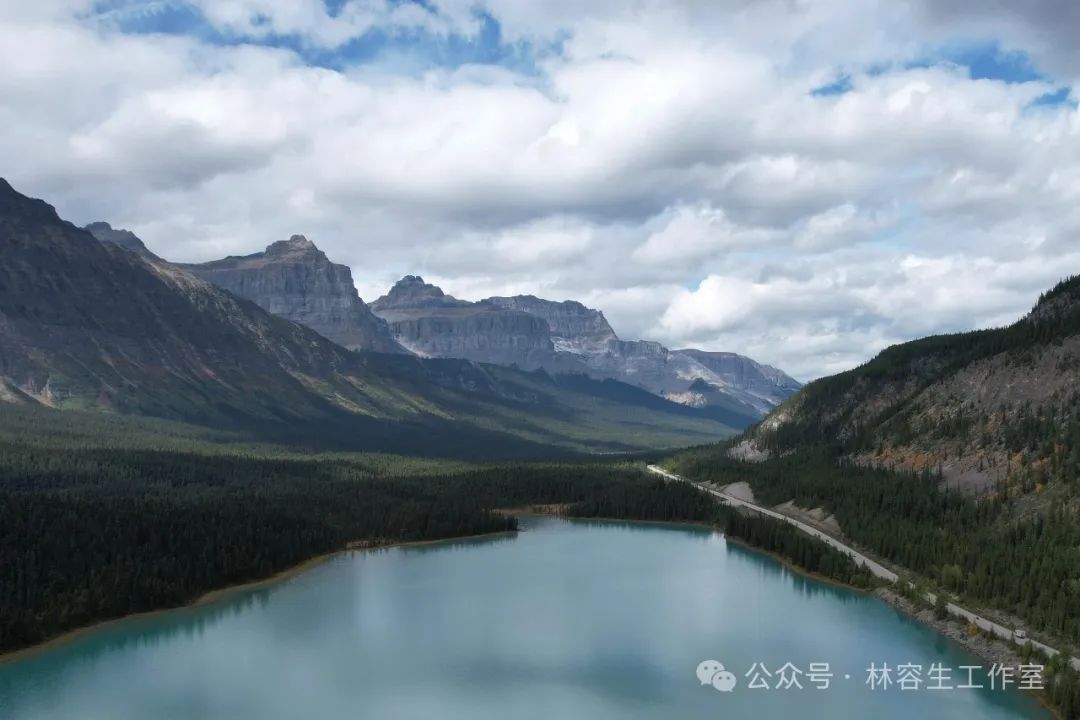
646, 464, 1080, 672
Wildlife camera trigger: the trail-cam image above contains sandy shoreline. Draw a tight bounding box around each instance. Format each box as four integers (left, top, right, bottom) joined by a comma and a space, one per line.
0, 529, 518, 666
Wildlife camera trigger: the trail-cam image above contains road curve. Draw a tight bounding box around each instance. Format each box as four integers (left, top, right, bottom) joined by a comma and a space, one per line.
646, 464, 1080, 671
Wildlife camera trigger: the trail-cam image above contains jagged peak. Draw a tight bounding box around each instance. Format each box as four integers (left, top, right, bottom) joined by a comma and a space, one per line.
396, 274, 433, 288
372, 275, 467, 310
264, 234, 323, 258
484, 295, 613, 322
390, 275, 440, 294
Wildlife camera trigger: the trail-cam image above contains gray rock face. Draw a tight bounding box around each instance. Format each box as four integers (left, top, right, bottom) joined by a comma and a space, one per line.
674, 349, 802, 409
178, 236, 406, 354
482, 296, 617, 355
571, 341, 778, 415
372, 275, 468, 311
371, 276, 801, 416
372, 277, 555, 364
477, 300, 800, 414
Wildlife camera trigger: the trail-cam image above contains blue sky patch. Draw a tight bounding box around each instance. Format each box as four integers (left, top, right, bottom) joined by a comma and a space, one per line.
915, 40, 1045, 84
90, 0, 555, 76
1029, 86, 1077, 110
811, 75, 853, 97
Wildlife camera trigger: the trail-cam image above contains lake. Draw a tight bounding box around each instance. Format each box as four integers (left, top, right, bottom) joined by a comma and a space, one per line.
0, 516, 1048, 719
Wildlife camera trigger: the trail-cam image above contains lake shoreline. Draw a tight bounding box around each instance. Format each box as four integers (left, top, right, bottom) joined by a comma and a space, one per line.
511, 509, 1059, 717
507, 508, 873, 593
873, 588, 1062, 720
0, 529, 518, 666
0, 514, 1052, 719
0, 513, 1059, 717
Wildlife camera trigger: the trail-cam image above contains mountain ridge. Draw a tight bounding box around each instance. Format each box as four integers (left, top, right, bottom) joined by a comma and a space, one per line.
1, 178, 741, 456
83, 214, 798, 420
371, 275, 800, 417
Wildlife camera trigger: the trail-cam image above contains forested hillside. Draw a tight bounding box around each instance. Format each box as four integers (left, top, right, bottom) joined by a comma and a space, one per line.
747, 275, 1080, 494
672, 277, 1080, 642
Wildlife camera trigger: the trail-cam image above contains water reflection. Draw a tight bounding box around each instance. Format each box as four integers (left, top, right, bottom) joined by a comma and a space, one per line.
0, 516, 1047, 720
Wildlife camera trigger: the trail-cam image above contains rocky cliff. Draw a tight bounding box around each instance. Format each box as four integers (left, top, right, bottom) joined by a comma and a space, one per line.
675, 349, 802, 409
176, 236, 404, 354
482, 295, 618, 354
371, 277, 557, 365
372, 275, 469, 312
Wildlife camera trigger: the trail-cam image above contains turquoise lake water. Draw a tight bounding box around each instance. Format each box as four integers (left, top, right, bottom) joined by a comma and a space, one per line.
0, 516, 1049, 719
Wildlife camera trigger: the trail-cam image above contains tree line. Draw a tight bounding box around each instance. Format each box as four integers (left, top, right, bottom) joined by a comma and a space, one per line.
0, 439, 876, 657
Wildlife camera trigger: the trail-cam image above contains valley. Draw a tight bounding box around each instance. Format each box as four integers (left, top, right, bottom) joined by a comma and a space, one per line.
1, 182, 1078, 718
5, 3, 1079, 718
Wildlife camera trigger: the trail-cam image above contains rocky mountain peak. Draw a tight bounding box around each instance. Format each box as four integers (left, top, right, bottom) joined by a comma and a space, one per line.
372, 275, 468, 311
264, 234, 322, 259
369, 277, 799, 416
174, 236, 405, 354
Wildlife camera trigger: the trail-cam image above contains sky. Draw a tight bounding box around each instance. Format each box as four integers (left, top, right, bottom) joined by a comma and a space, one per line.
4, 1, 1080, 381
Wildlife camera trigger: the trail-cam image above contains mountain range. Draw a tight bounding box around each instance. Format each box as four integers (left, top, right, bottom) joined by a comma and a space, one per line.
369, 276, 801, 416
0, 178, 749, 456
85, 219, 800, 421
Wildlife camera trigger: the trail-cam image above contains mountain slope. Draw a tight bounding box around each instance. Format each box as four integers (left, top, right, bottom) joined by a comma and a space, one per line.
744, 276, 1080, 492
676, 349, 802, 409
85, 221, 163, 262
0, 179, 737, 456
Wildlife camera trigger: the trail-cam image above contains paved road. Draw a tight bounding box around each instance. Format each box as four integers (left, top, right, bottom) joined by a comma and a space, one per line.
647, 465, 897, 582
647, 464, 1080, 671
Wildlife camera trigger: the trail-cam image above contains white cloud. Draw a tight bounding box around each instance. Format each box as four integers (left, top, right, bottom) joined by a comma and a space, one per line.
2, 1, 1080, 381
794, 204, 893, 251
632, 205, 779, 265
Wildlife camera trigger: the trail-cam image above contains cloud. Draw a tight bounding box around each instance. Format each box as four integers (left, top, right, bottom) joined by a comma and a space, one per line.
632, 205, 779, 266
651, 246, 1080, 381
2, 0, 1080, 381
